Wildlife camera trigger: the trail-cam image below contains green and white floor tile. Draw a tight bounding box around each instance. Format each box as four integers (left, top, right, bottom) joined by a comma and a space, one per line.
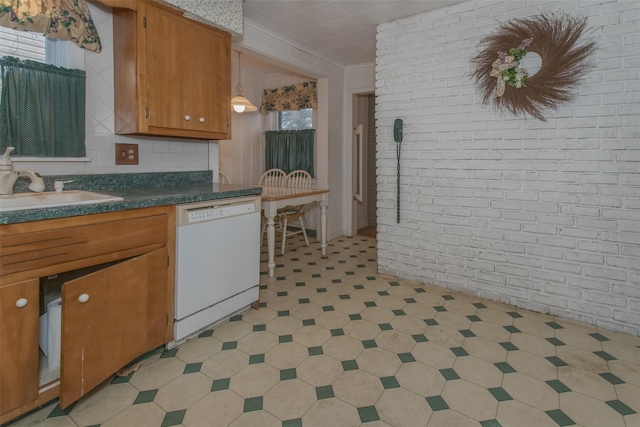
10, 235, 640, 427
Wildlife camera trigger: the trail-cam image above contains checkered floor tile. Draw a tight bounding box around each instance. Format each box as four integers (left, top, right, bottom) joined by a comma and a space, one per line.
11, 235, 640, 427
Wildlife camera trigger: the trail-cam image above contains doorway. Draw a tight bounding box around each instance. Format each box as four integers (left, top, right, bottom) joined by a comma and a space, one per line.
353, 93, 377, 238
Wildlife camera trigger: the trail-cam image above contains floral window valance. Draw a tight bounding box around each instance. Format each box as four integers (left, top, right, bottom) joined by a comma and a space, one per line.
259, 81, 317, 115
0, 0, 101, 53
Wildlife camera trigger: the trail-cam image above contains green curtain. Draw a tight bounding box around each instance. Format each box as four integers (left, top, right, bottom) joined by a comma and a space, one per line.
265, 129, 315, 177
0, 55, 86, 157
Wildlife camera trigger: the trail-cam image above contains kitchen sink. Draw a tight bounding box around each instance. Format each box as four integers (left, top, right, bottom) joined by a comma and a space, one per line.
0, 190, 124, 212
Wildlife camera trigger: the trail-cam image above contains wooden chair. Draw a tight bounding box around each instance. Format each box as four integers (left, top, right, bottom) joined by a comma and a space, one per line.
286, 170, 312, 188
278, 170, 312, 254
259, 169, 287, 247
258, 168, 287, 187
219, 171, 231, 184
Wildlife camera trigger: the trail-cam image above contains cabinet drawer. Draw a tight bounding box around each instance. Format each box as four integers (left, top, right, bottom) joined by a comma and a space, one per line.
1, 214, 167, 277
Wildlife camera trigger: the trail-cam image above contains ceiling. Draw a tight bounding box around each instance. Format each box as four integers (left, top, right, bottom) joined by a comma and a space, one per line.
242, 0, 466, 68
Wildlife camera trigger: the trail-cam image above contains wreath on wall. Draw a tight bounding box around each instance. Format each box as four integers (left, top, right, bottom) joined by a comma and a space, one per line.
471, 13, 596, 121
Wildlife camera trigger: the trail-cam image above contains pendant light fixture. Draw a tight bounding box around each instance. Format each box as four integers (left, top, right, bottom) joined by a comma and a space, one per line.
231, 51, 257, 113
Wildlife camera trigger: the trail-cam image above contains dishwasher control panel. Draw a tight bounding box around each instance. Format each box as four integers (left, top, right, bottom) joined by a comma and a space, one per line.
187, 207, 221, 223
183, 200, 257, 224
177, 197, 260, 225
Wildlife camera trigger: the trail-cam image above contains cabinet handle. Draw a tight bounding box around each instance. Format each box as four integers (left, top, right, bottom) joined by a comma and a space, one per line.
15, 298, 28, 308
78, 294, 90, 303
184, 115, 191, 121
199, 117, 205, 123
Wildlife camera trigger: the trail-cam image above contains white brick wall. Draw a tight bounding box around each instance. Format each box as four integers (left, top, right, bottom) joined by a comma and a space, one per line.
376, 0, 640, 336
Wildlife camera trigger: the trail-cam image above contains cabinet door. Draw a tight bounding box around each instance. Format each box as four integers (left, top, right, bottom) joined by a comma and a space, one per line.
0, 279, 39, 415
145, 3, 192, 132
144, 2, 230, 137
188, 24, 230, 135
60, 248, 168, 408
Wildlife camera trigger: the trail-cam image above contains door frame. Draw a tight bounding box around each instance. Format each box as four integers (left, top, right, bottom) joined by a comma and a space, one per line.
343, 88, 374, 237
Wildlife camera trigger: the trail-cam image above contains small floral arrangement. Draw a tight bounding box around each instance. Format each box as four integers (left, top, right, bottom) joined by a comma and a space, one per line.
489, 38, 532, 97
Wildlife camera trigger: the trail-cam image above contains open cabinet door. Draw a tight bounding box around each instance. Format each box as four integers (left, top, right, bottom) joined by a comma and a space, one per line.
60, 248, 168, 408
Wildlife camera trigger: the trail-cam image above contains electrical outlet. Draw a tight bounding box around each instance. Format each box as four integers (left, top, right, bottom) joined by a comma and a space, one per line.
115, 143, 139, 165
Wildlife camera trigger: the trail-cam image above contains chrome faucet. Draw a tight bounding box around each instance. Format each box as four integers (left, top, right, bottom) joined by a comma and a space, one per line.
0, 147, 45, 195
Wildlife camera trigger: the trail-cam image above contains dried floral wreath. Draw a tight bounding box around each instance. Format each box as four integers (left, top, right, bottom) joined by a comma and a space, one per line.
471, 13, 596, 121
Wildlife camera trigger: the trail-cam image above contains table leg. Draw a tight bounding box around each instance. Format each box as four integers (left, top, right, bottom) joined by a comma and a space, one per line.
267, 215, 276, 277
320, 200, 327, 255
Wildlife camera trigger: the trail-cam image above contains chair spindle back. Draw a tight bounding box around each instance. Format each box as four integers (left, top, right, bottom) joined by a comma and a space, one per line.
259, 168, 287, 187
285, 170, 312, 189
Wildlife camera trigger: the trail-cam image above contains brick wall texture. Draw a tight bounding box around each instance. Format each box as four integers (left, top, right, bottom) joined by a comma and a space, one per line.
375, 0, 640, 335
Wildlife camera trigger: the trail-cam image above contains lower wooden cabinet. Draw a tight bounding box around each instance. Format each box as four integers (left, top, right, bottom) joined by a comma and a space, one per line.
0, 279, 39, 415
61, 248, 168, 407
0, 207, 175, 423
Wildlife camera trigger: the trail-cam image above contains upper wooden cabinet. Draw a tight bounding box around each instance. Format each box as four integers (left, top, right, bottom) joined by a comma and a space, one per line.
113, 0, 231, 140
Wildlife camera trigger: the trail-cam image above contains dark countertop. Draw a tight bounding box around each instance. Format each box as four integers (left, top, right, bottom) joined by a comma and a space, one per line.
0, 171, 262, 225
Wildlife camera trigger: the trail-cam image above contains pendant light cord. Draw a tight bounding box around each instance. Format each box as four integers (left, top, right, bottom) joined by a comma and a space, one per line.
236, 51, 243, 94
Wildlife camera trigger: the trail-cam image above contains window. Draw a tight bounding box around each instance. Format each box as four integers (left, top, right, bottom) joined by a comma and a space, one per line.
279, 108, 313, 130
269, 109, 315, 176
0, 28, 84, 71
265, 129, 315, 177
0, 27, 46, 62
0, 28, 46, 96
0, 27, 86, 161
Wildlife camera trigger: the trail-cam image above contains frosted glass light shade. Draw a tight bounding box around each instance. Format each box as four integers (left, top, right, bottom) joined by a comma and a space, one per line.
231, 95, 257, 113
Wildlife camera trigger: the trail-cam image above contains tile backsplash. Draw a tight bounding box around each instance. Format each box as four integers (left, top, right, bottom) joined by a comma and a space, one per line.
12, 2, 214, 176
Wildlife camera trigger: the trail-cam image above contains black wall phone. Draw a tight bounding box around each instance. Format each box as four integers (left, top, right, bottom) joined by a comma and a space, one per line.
394, 119, 403, 143
394, 119, 402, 223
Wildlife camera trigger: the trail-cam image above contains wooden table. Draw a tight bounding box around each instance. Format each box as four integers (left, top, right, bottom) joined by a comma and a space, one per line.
260, 186, 330, 277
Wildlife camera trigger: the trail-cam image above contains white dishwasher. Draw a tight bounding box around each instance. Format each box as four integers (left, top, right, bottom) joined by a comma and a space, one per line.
170, 195, 260, 348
